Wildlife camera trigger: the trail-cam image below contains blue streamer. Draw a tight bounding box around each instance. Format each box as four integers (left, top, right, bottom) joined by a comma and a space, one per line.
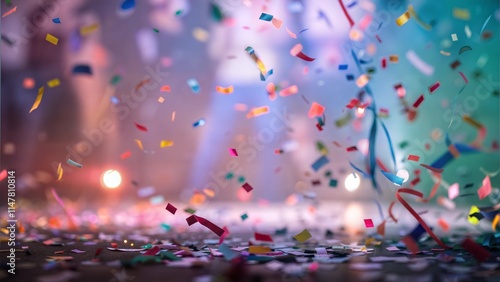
349, 161, 369, 178
429, 143, 479, 168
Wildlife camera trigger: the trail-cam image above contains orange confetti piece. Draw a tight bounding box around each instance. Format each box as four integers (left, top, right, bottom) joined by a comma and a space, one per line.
29, 86, 44, 113
160, 85, 171, 92
271, 17, 283, 29
492, 214, 500, 232
135, 139, 144, 151
246, 106, 269, 118
215, 85, 234, 94
266, 82, 276, 101
56, 162, 63, 182
407, 155, 420, 162
438, 218, 450, 232
2, 6, 17, 18
308, 102, 325, 118
377, 220, 386, 236
279, 85, 298, 97
285, 27, 297, 38
120, 151, 132, 159
355, 74, 370, 88
389, 55, 399, 63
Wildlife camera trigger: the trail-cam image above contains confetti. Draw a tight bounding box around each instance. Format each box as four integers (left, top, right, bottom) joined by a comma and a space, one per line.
395, 10, 411, 26
355, 74, 369, 88
210, 2, 224, 22
408, 5, 431, 30
135, 139, 144, 151
215, 85, 234, 94
428, 81, 441, 94
389, 55, 398, 63
240, 213, 248, 221
134, 123, 148, 132
461, 237, 491, 262
480, 15, 492, 36
245, 46, 268, 77
193, 118, 206, 127
45, 33, 59, 45
477, 175, 491, 200
72, 65, 92, 75
279, 85, 298, 97
187, 79, 200, 93
453, 8, 470, 20
451, 33, 458, 41
160, 85, 171, 92
377, 221, 385, 236
338, 0, 354, 27
293, 229, 312, 243
271, 18, 283, 29
406, 50, 434, 76
80, 23, 100, 36
364, 219, 374, 228
259, 13, 273, 21
254, 232, 273, 242
381, 171, 404, 186
228, 148, 238, 156
165, 203, 177, 215
246, 106, 269, 118
66, 159, 83, 168
311, 156, 329, 172
249, 246, 271, 254
192, 27, 209, 42
160, 140, 174, 148
464, 25, 472, 38
2, 6, 16, 17
193, 215, 224, 237
459, 46, 472, 55
120, 151, 132, 159
29, 86, 44, 113
285, 27, 297, 38
218, 244, 239, 261
242, 182, 253, 192
290, 44, 315, 62
308, 102, 325, 118
412, 95, 424, 108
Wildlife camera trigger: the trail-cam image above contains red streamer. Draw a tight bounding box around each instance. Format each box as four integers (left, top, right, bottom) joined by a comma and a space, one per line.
339, 0, 354, 27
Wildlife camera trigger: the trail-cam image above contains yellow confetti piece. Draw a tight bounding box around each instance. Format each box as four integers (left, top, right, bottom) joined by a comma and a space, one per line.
215, 85, 234, 94
453, 8, 470, 21
468, 205, 480, 225
56, 162, 63, 182
192, 27, 209, 42
356, 74, 370, 88
135, 139, 144, 151
395, 10, 411, 26
29, 86, 44, 113
47, 78, 60, 88
80, 23, 100, 36
248, 246, 271, 254
246, 106, 269, 118
45, 33, 59, 45
160, 140, 174, 148
293, 229, 312, 243
408, 5, 431, 30
389, 55, 399, 63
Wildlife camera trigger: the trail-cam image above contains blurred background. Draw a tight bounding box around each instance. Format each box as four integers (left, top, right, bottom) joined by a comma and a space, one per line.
1, 0, 499, 231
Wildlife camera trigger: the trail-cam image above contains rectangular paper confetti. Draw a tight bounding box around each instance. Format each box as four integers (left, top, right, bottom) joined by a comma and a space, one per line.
242, 182, 253, 192
407, 155, 420, 162
364, 219, 374, 228
228, 148, 238, 156
249, 246, 271, 254
254, 232, 273, 242
47, 78, 60, 88
45, 33, 59, 45
246, 106, 269, 118
477, 175, 491, 200
311, 156, 329, 172
279, 85, 298, 97
428, 82, 441, 94
294, 229, 312, 243
216, 85, 234, 94
165, 203, 177, 215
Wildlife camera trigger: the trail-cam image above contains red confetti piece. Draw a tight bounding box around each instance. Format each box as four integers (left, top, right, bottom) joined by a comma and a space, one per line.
413, 95, 424, 108
459, 71, 468, 84
186, 215, 197, 226
375, 35, 382, 43
120, 151, 132, 160
410, 177, 420, 187
338, 0, 354, 27
346, 146, 358, 152
228, 148, 238, 156
160, 85, 171, 92
396, 188, 451, 249
401, 235, 420, 254
428, 81, 441, 94
143, 246, 160, 256
364, 219, 374, 228
255, 232, 274, 242
461, 237, 491, 262
165, 203, 177, 215
346, 98, 360, 109
266, 82, 276, 101
308, 102, 325, 118
0, 169, 7, 182
194, 215, 225, 237
218, 226, 230, 244
95, 248, 103, 257
242, 182, 253, 192
407, 155, 420, 162
290, 44, 315, 62
381, 58, 387, 69
420, 164, 444, 173
111, 243, 117, 248
316, 123, 323, 131
134, 122, 148, 132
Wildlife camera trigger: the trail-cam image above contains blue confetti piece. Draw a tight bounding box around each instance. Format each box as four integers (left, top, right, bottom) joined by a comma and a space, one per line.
72, 64, 92, 75
52, 18, 61, 24
66, 159, 83, 168
187, 78, 200, 93
347, 1, 357, 8
193, 118, 206, 127
311, 156, 329, 172
219, 243, 240, 261
259, 69, 273, 81
338, 64, 348, 70
407, 224, 426, 242
299, 28, 309, 34
121, 0, 135, 10
346, 74, 354, 80
380, 170, 404, 186
110, 96, 120, 104
259, 13, 273, 21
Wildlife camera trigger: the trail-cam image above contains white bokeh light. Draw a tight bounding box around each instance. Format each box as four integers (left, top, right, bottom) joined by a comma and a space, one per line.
101, 170, 122, 189
345, 173, 360, 192
396, 169, 410, 183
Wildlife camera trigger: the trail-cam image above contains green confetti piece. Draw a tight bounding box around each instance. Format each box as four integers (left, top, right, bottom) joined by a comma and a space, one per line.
335, 112, 352, 128
175, 10, 183, 16
129, 255, 161, 265
399, 141, 409, 149
5, 0, 11, 5
329, 179, 338, 187
161, 223, 171, 231
324, 170, 332, 177
241, 213, 248, 221
159, 250, 181, 261
210, 2, 224, 22
225, 172, 234, 180
316, 141, 328, 155
237, 176, 245, 183
153, 28, 159, 33
184, 207, 196, 214
110, 74, 122, 85
141, 244, 153, 249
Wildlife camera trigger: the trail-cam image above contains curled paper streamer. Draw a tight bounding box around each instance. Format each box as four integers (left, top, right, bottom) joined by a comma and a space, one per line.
29, 86, 45, 113
396, 188, 452, 249
338, 0, 354, 27
290, 44, 315, 62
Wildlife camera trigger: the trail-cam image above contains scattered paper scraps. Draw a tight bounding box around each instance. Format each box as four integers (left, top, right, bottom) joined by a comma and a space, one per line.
120, 151, 132, 159
215, 85, 234, 94
249, 246, 271, 254
66, 159, 83, 168
255, 232, 273, 242
242, 182, 253, 192
193, 118, 206, 127
72, 65, 92, 75
45, 33, 59, 45
240, 213, 248, 221
438, 218, 450, 232
160, 140, 174, 148
245, 46, 268, 77
47, 78, 60, 88
266, 82, 277, 101
193, 215, 225, 237
408, 5, 432, 30
294, 229, 312, 243
468, 205, 481, 224
29, 86, 45, 113
135, 139, 144, 151
56, 162, 63, 182
389, 55, 398, 63
134, 122, 148, 132
478, 175, 491, 200
228, 148, 238, 156
453, 8, 470, 20
407, 155, 420, 162
308, 102, 325, 118
364, 219, 374, 228
412, 95, 424, 108
80, 23, 100, 36
246, 106, 269, 118
259, 13, 273, 21
401, 236, 419, 254
160, 85, 171, 92
279, 85, 298, 97
311, 156, 329, 172
377, 221, 386, 236
396, 10, 411, 26
52, 18, 61, 23
448, 183, 459, 200
451, 33, 458, 41
355, 74, 369, 88
2, 6, 17, 18
192, 27, 209, 42
286, 27, 297, 38
290, 44, 315, 62
459, 45, 472, 55
461, 237, 491, 262
218, 244, 240, 261
165, 203, 177, 215
428, 81, 441, 94
187, 78, 200, 93
210, 2, 224, 22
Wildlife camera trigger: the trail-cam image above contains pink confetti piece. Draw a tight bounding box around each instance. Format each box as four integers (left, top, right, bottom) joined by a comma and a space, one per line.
242, 182, 253, 192
279, 85, 298, 97
364, 219, 374, 228
346, 146, 358, 152
290, 44, 315, 62
165, 203, 177, 215
428, 81, 441, 94
285, 27, 297, 38
0, 169, 7, 182
448, 183, 459, 200
228, 148, 238, 156
478, 175, 491, 200
271, 17, 283, 29
194, 215, 225, 237
308, 102, 325, 118
266, 82, 277, 100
